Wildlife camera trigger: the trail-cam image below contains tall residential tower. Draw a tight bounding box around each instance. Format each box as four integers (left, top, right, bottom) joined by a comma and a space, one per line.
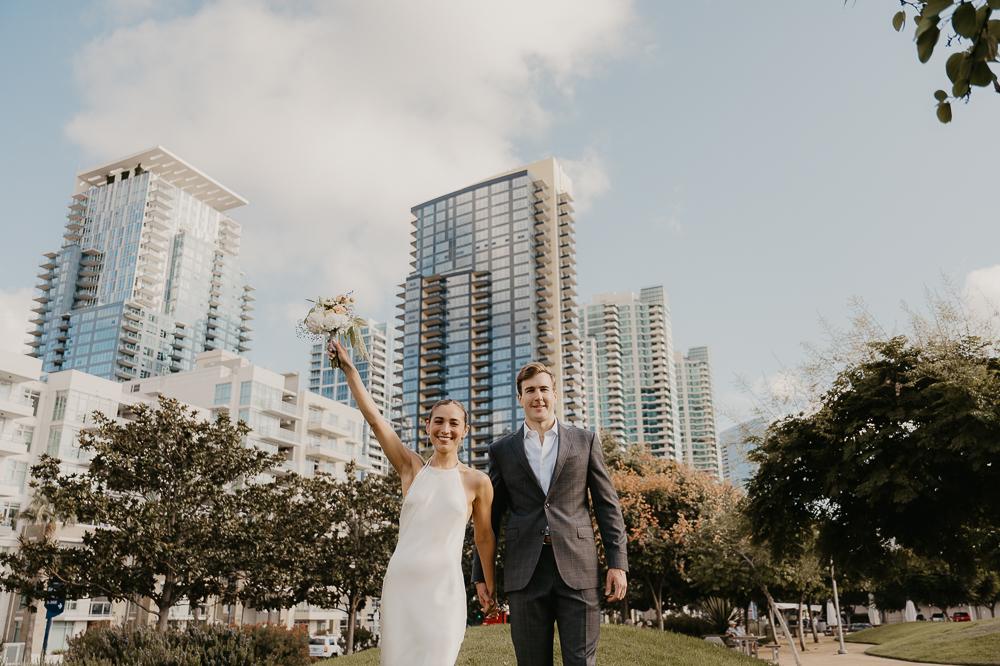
398, 158, 584, 467
581, 286, 679, 459
28, 147, 254, 381
675, 346, 722, 477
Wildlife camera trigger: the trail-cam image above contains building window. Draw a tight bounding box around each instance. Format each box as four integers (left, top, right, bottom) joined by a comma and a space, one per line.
52, 392, 67, 421
214, 383, 231, 405
240, 381, 252, 404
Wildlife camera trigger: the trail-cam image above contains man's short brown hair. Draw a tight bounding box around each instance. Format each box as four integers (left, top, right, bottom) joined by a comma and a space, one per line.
516, 362, 556, 396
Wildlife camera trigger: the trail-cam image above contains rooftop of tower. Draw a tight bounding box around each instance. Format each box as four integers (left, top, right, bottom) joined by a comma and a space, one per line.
409, 156, 571, 213
75, 146, 248, 212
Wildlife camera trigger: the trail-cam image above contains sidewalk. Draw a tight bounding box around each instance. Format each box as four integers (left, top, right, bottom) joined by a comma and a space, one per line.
774, 633, 957, 666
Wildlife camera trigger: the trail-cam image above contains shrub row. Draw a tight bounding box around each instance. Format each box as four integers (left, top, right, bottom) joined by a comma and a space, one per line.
64, 623, 309, 665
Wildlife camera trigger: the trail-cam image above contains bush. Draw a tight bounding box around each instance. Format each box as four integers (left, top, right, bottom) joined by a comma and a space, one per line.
698, 597, 738, 633
661, 614, 717, 637
339, 626, 377, 652
64, 623, 309, 665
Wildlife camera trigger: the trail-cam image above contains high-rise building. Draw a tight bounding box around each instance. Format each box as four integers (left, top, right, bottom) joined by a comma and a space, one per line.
28, 147, 254, 382
581, 286, 679, 459
308, 319, 396, 474
675, 346, 722, 477
719, 418, 766, 491
398, 158, 584, 467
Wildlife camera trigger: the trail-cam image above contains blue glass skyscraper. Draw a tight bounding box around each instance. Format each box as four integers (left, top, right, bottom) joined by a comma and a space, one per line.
398, 158, 585, 468
28, 147, 254, 381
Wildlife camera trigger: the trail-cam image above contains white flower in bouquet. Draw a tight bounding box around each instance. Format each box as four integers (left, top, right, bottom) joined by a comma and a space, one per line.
297, 293, 368, 367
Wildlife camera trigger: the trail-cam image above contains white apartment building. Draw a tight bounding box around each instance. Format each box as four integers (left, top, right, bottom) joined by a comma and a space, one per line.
0, 350, 375, 659
581, 287, 679, 459
675, 346, 723, 478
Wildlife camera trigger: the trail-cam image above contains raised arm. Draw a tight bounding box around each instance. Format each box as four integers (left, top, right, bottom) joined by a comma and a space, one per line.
328, 338, 422, 482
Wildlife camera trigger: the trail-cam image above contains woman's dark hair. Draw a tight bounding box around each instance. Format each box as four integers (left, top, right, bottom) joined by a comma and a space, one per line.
426, 399, 469, 426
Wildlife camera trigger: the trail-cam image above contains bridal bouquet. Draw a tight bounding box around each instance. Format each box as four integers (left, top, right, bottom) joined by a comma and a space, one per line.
299, 293, 369, 368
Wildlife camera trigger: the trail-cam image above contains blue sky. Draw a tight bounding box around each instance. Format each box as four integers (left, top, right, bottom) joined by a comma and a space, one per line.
2, 0, 999, 426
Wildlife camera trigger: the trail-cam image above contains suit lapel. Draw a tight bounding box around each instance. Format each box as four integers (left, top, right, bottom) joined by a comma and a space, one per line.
509, 426, 545, 496
547, 422, 575, 496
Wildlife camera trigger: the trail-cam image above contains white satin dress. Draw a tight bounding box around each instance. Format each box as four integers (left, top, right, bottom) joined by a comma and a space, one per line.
379, 462, 470, 665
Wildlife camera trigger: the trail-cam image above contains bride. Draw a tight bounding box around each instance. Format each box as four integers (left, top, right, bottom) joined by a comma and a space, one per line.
328, 339, 496, 665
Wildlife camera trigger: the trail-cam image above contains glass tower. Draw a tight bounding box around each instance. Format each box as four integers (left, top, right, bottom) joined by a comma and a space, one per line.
398, 158, 585, 468
675, 346, 723, 477
581, 286, 680, 459
308, 320, 397, 474
27, 147, 254, 381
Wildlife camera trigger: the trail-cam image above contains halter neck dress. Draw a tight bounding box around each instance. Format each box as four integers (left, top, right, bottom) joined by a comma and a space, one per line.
379, 461, 470, 665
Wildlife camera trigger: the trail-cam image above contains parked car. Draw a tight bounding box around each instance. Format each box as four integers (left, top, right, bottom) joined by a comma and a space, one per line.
309, 635, 342, 659
952, 611, 972, 622
930, 612, 946, 622
915, 613, 925, 621
847, 622, 873, 633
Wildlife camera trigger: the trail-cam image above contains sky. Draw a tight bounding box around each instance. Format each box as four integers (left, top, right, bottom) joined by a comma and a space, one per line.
2, 0, 999, 427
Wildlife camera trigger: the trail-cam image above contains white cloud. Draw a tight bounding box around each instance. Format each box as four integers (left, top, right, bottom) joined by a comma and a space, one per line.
65, 0, 634, 367
963, 265, 1000, 327
561, 150, 611, 214
0, 288, 34, 355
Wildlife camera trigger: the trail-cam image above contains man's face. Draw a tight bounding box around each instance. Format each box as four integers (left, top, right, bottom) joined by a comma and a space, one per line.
518, 372, 557, 423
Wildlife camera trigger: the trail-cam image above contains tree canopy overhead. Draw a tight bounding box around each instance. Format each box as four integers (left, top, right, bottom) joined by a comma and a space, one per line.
889, 0, 1000, 122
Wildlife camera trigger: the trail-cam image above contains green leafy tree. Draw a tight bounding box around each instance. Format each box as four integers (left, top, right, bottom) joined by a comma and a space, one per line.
745, 335, 1000, 579
306, 463, 400, 655
0, 397, 286, 631
888, 0, 1000, 123
971, 569, 1000, 616
611, 447, 733, 629
235, 473, 342, 617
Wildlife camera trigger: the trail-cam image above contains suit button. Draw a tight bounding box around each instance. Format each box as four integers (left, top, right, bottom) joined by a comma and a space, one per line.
544, 502, 550, 508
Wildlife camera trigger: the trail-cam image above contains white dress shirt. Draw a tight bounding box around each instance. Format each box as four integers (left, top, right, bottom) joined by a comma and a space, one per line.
523, 419, 559, 495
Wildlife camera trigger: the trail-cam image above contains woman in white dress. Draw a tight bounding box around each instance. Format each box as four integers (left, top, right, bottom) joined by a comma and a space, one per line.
329, 339, 496, 666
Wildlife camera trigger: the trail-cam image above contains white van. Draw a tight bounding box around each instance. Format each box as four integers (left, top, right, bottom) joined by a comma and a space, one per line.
308, 635, 342, 659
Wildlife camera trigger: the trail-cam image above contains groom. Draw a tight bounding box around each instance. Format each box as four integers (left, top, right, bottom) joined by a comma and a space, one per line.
473, 362, 628, 666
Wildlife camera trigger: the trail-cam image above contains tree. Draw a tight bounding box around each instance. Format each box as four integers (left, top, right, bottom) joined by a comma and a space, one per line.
306, 463, 399, 655
0, 397, 286, 630
971, 569, 1000, 616
887, 1, 1000, 123
745, 335, 1000, 579
235, 473, 342, 620
610, 446, 732, 629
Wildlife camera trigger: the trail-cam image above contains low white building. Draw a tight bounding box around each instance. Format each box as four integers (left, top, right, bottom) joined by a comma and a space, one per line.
0, 349, 378, 658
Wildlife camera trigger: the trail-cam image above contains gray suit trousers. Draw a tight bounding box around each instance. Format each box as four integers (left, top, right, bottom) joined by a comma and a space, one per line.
508, 546, 600, 666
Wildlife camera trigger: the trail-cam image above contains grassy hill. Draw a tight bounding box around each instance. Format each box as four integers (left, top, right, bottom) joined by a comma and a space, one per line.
320, 624, 761, 666
846, 618, 1000, 665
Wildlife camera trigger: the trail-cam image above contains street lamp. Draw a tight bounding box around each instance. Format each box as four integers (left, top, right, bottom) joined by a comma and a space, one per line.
830, 560, 847, 655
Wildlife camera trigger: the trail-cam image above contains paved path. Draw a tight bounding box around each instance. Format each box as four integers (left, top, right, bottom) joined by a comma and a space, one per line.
772, 634, 956, 666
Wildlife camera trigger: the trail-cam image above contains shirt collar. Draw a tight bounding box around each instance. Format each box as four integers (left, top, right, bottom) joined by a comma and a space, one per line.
522, 419, 559, 439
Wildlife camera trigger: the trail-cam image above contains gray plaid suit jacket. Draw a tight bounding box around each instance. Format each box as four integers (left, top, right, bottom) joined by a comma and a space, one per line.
472, 422, 628, 592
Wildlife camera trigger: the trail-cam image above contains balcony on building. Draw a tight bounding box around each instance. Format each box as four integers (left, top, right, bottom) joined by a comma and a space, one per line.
306, 410, 352, 438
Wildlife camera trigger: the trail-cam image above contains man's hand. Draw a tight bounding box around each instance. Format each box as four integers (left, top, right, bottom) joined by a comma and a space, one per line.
605, 568, 627, 603
476, 582, 495, 612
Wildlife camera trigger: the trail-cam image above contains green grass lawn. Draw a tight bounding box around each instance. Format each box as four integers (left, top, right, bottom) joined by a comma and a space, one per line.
846, 618, 1000, 665
319, 624, 760, 666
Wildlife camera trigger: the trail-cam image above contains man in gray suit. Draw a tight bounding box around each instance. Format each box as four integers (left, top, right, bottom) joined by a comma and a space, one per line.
473, 362, 628, 666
